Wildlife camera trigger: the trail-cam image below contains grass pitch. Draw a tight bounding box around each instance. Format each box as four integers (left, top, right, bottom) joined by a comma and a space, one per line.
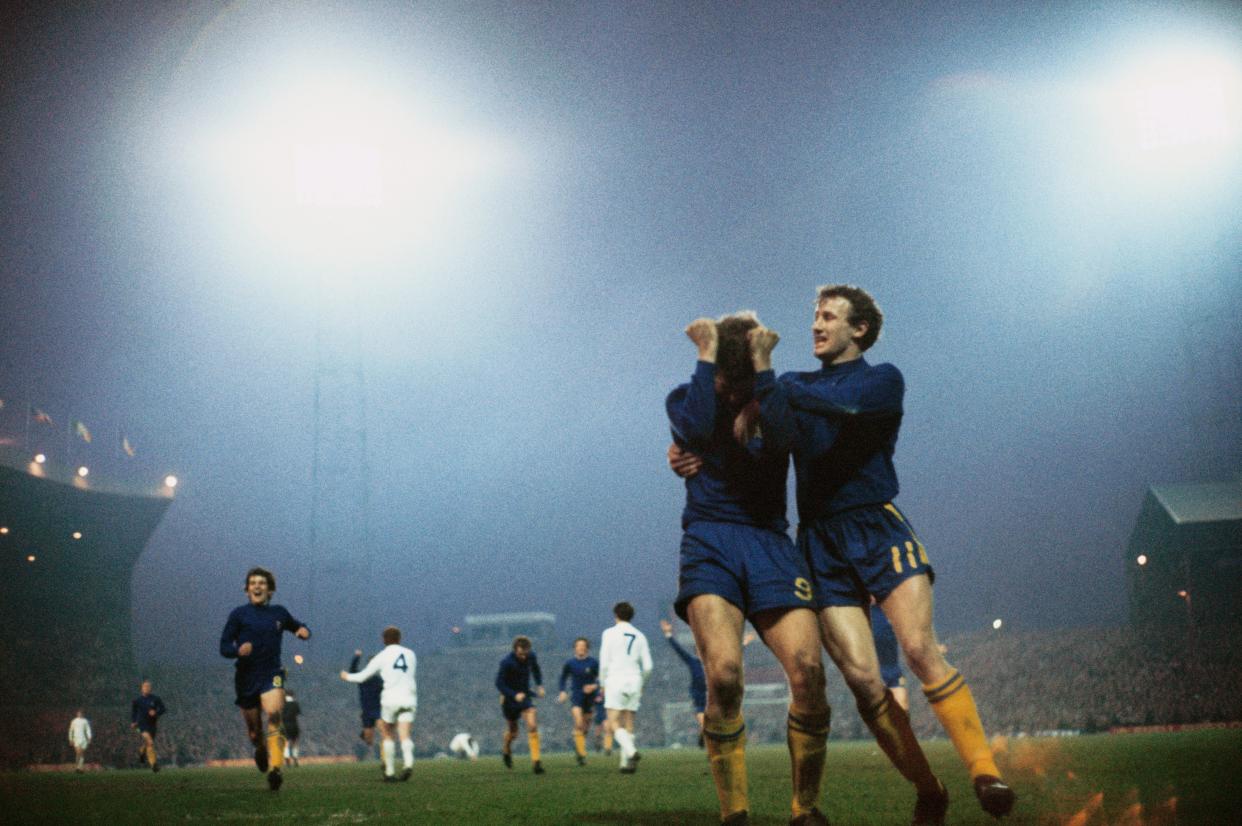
2, 730, 1238, 825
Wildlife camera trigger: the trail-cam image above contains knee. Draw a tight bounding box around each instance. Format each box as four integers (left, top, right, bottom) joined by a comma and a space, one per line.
786, 656, 827, 706
901, 637, 947, 681
839, 663, 885, 705
707, 661, 744, 708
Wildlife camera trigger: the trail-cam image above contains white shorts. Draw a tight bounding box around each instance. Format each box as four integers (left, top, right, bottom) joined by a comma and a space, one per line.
603, 676, 643, 712
71, 739, 90, 749
381, 704, 416, 725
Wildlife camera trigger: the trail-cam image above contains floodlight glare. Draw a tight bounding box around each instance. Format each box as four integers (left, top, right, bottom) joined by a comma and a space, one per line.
1092, 42, 1242, 178
26, 555, 36, 563
77, 466, 89, 477
1137, 554, 1148, 566
34, 453, 46, 464
72, 531, 83, 540
165, 475, 179, 489
0, 526, 8, 534
195, 68, 503, 267
992, 618, 1003, 630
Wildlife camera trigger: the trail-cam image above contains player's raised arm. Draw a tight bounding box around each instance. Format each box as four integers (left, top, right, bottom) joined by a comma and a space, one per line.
341, 651, 385, 684
663, 628, 696, 668
667, 318, 722, 445
749, 326, 799, 455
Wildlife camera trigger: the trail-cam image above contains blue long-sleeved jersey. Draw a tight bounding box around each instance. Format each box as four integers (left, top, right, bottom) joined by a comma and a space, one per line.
558, 656, 600, 694
754, 357, 903, 522
349, 652, 383, 710
664, 635, 706, 703
667, 360, 789, 531
219, 602, 307, 675
495, 651, 542, 701
131, 693, 166, 729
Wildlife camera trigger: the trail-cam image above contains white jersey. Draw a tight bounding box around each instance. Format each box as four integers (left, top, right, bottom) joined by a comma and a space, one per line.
599, 621, 653, 686
344, 643, 417, 709
449, 732, 478, 758
68, 716, 92, 745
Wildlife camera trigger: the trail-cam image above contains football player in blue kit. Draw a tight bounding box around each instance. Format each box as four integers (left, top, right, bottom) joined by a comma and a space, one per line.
668, 312, 831, 826
749, 284, 1015, 823
495, 636, 546, 774
557, 637, 601, 765
130, 680, 166, 772
219, 567, 310, 791
660, 618, 707, 744
349, 648, 384, 758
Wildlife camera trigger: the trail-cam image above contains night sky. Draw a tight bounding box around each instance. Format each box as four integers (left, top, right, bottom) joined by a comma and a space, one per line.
2, 1, 1240, 664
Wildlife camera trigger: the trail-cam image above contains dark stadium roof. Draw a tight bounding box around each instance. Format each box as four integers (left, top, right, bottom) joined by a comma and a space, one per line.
1149, 480, 1242, 525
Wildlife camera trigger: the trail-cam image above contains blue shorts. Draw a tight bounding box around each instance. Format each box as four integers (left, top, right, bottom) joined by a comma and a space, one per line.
571, 690, 598, 713
800, 502, 935, 609
501, 695, 534, 721
234, 667, 287, 709
360, 707, 380, 728
675, 521, 815, 622
870, 606, 905, 689
593, 697, 606, 724
690, 687, 707, 715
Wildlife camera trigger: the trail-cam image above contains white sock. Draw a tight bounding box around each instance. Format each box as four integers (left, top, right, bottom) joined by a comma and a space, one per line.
613, 727, 635, 759
382, 739, 396, 776
401, 739, 414, 768
284, 745, 291, 759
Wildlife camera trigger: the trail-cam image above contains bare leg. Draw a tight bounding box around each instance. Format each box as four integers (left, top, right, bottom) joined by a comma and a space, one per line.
818, 604, 939, 797
687, 595, 748, 820
754, 606, 829, 819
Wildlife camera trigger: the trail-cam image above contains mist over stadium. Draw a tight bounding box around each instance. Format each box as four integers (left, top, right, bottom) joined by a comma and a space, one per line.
1, 0, 1240, 816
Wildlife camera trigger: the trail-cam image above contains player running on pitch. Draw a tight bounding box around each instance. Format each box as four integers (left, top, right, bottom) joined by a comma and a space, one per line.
219, 566, 310, 791
557, 637, 601, 766
495, 636, 546, 774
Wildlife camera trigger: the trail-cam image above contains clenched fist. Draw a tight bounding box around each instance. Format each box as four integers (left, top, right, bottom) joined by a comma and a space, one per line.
684, 318, 718, 362
747, 326, 779, 371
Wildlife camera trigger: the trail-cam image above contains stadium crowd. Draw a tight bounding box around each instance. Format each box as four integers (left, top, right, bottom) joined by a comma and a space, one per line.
3, 624, 1240, 769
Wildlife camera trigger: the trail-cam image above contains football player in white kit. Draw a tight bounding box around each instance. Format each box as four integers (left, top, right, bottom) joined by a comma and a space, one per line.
68, 709, 92, 772
599, 602, 653, 773
341, 626, 418, 782
449, 732, 479, 761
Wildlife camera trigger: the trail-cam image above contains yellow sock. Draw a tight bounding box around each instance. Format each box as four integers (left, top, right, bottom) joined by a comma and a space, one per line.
603, 728, 614, 752
266, 724, 285, 771
147, 743, 157, 767
860, 690, 939, 794
787, 707, 830, 817
528, 730, 541, 762
704, 714, 748, 820
923, 671, 1000, 779
573, 730, 586, 757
